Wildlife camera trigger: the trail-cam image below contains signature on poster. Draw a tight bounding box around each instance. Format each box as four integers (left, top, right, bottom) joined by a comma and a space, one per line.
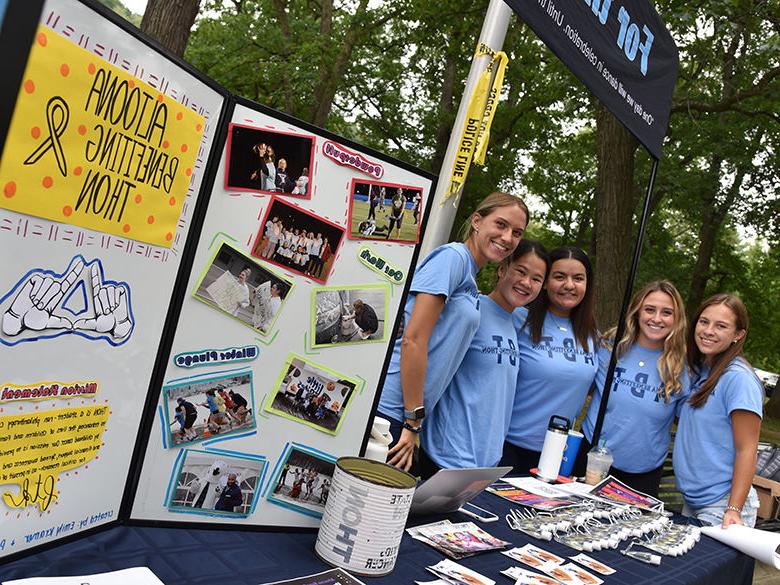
0, 255, 135, 346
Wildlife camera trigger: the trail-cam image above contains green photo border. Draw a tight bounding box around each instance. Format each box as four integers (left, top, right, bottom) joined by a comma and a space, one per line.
264, 353, 362, 436
310, 283, 390, 349
191, 240, 295, 335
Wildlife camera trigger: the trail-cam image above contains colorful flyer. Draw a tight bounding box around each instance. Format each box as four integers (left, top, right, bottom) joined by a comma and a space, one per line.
0, 27, 204, 247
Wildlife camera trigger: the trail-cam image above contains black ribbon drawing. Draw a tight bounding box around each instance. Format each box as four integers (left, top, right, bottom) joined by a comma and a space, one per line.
24, 96, 69, 177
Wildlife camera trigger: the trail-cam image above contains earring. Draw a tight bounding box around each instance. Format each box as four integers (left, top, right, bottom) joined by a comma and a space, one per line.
732, 339, 738, 345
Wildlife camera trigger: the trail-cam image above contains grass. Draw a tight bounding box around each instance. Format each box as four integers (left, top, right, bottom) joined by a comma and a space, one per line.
349, 199, 422, 242
760, 414, 780, 445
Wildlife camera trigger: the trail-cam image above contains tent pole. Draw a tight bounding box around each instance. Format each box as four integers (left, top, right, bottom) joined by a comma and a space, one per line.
590, 157, 660, 446
419, 0, 513, 258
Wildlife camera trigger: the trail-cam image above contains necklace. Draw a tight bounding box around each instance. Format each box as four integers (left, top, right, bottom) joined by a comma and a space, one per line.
549, 312, 569, 333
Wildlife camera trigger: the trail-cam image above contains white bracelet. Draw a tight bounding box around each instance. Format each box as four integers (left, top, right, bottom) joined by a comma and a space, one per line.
725, 504, 742, 514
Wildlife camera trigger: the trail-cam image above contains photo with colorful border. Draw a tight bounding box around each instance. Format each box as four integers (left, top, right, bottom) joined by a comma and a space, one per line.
224, 123, 315, 199
265, 442, 336, 519
347, 179, 423, 244
311, 284, 389, 348
162, 369, 256, 448
193, 240, 294, 334
252, 196, 346, 284
165, 448, 267, 518
264, 353, 359, 435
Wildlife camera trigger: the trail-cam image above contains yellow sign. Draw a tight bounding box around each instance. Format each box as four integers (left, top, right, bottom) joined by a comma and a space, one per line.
1, 380, 99, 403
0, 405, 109, 511
446, 43, 508, 203
0, 28, 205, 247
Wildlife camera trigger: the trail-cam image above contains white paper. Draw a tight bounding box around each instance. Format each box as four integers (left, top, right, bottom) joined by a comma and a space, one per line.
503, 476, 573, 498
3, 567, 165, 585
701, 524, 780, 569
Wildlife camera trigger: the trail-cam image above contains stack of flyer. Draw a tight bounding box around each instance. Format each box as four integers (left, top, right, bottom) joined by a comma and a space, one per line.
502, 544, 614, 585
407, 520, 511, 559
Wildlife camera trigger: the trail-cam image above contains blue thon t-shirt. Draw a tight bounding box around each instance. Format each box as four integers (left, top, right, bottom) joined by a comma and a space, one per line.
582, 344, 690, 473
377, 243, 480, 422
506, 308, 598, 451
673, 358, 763, 508
422, 295, 520, 468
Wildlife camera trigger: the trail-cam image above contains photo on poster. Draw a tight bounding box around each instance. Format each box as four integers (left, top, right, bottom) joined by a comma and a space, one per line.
347, 179, 423, 243
162, 370, 256, 448
225, 123, 315, 198
252, 196, 345, 284
265, 354, 359, 435
311, 284, 389, 347
267, 443, 336, 518
193, 241, 293, 334
166, 449, 266, 518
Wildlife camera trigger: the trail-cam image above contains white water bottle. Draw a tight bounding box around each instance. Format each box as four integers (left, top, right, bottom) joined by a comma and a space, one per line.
536, 415, 571, 482
364, 416, 392, 462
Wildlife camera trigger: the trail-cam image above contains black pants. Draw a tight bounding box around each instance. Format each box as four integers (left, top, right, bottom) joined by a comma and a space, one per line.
498, 442, 541, 476
572, 436, 665, 498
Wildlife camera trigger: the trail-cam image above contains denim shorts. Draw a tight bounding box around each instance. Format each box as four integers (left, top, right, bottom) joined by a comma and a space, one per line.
682, 487, 759, 527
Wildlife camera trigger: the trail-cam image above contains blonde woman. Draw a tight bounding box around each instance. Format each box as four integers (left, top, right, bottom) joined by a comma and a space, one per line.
378, 192, 529, 472
578, 281, 689, 496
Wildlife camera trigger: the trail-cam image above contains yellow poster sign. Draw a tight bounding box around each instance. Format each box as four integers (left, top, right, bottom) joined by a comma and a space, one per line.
0, 405, 109, 511
0, 28, 205, 247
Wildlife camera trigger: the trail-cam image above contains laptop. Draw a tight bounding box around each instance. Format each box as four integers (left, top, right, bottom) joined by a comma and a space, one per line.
410, 466, 512, 515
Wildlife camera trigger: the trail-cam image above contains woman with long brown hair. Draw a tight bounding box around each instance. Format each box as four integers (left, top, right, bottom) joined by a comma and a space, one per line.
501, 246, 600, 474
673, 294, 763, 527
577, 280, 689, 496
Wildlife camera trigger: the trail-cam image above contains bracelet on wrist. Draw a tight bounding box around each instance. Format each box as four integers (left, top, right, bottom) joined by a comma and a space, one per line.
725, 504, 742, 514
402, 421, 422, 434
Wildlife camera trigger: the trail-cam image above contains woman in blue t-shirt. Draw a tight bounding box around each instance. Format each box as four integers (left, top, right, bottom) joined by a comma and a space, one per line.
576, 281, 689, 497
500, 246, 599, 474
418, 240, 549, 479
673, 294, 763, 528
378, 192, 529, 471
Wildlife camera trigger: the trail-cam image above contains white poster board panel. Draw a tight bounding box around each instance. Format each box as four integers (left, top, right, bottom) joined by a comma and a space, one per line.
130, 101, 433, 527
0, 0, 224, 558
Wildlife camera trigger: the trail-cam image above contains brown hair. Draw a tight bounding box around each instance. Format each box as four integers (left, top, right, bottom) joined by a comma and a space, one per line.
524, 246, 598, 352
687, 293, 749, 408
458, 191, 530, 241
606, 280, 687, 402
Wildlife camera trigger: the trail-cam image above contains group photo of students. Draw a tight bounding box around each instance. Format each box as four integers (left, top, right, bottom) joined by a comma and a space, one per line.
377, 191, 764, 531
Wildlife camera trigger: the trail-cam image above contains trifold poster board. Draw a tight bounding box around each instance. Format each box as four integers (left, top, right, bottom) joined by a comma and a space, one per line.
0, 0, 435, 563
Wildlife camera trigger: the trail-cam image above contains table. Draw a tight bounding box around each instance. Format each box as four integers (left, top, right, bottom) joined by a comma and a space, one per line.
0, 492, 754, 584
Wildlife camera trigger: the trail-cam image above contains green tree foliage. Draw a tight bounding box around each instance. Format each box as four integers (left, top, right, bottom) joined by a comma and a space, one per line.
181, 0, 779, 373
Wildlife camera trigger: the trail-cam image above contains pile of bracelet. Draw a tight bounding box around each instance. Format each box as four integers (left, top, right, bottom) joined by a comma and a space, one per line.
505, 500, 701, 559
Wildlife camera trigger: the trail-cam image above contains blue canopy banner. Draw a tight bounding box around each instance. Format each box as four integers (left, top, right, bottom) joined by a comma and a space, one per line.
505, 0, 678, 159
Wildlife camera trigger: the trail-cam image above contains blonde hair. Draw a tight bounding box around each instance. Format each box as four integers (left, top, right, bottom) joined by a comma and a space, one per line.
604, 280, 687, 402
458, 192, 530, 241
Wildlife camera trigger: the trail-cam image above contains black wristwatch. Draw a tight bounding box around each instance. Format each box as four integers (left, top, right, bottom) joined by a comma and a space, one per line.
402, 421, 422, 434
403, 405, 426, 421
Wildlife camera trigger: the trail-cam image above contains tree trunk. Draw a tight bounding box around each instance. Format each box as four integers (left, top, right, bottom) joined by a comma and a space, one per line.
593, 103, 639, 329
687, 197, 720, 320
310, 0, 368, 126
430, 51, 458, 174
141, 0, 201, 58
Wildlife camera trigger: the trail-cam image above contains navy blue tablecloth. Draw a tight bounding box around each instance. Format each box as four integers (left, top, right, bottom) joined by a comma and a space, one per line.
0, 492, 754, 584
